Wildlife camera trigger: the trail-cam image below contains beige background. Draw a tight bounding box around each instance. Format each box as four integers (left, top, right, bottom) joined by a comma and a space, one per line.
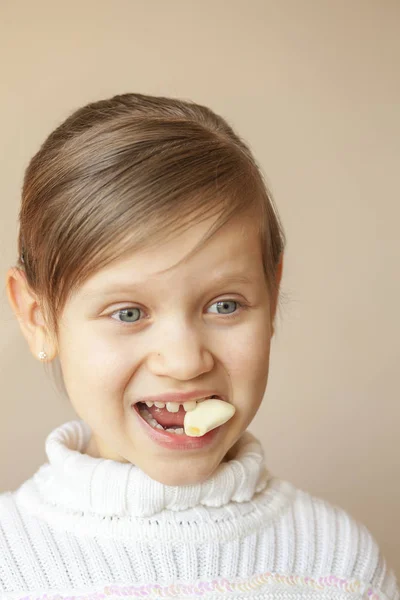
0, 0, 399, 574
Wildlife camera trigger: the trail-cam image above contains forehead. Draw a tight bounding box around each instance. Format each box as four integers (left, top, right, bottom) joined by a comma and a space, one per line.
80, 212, 262, 294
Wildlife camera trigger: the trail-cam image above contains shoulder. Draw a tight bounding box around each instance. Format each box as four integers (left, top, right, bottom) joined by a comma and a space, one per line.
0, 491, 20, 592
278, 480, 400, 600
0, 490, 16, 523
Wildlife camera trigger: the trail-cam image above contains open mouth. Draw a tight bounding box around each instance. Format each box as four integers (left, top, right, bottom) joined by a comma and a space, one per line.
132, 397, 227, 448
134, 395, 220, 435
135, 402, 187, 435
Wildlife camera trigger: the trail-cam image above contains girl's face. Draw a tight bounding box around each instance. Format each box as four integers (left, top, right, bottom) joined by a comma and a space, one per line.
56, 212, 280, 485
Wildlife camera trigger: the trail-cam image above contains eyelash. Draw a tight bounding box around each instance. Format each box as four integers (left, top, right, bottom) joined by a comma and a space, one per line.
109, 299, 248, 327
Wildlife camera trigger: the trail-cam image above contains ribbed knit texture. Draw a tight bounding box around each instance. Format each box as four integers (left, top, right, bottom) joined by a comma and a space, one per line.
0, 419, 398, 600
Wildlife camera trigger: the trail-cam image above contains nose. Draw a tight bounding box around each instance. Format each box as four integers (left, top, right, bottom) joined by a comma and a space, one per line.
149, 325, 214, 380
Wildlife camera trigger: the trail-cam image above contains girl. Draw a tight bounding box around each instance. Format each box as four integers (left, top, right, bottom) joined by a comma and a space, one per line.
2, 93, 398, 599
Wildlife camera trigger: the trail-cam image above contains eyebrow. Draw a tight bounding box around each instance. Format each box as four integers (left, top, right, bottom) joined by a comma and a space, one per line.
84, 272, 254, 297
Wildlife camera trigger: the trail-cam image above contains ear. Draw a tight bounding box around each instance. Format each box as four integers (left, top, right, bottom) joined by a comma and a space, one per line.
270, 253, 284, 337
5, 267, 57, 362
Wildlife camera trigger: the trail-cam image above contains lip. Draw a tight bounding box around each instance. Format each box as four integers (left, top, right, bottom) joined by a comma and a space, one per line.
132, 403, 223, 449
133, 389, 225, 405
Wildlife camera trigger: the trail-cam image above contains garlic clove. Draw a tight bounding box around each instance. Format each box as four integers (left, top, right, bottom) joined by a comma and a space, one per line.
184, 398, 235, 437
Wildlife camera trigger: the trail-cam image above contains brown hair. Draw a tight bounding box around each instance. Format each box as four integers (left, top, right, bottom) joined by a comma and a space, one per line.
16, 92, 287, 349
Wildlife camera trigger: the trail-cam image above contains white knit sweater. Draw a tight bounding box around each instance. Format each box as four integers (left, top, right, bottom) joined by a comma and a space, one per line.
0, 420, 398, 600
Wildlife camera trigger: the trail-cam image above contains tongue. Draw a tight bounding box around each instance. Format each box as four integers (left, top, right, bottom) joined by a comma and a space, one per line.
144, 404, 186, 428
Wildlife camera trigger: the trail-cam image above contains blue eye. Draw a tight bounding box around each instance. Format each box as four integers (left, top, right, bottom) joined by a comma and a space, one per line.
208, 300, 240, 315
110, 299, 246, 326
113, 307, 142, 324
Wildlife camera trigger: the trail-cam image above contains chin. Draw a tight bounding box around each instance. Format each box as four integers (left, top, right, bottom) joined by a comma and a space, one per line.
143, 456, 219, 486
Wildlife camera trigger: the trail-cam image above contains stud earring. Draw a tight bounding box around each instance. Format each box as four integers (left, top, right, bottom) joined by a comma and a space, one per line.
38, 351, 47, 360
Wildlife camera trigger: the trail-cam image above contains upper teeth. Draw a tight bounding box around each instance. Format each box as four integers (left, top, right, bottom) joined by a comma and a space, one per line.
144, 396, 217, 413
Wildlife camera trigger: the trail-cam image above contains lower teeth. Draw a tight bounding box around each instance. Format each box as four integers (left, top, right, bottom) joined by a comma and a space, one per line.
138, 405, 185, 435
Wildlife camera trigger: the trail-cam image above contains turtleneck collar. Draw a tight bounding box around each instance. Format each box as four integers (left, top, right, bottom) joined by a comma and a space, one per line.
28, 420, 271, 518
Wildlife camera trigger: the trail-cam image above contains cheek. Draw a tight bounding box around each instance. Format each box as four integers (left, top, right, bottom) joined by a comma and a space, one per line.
222, 317, 272, 419
58, 325, 138, 401
223, 316, 271, 375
